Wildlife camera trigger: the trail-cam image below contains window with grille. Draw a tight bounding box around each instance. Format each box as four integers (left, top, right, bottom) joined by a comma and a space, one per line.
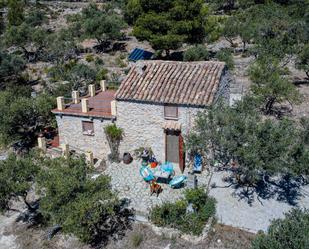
82, 121, 94, 136
164, 105, 178, 119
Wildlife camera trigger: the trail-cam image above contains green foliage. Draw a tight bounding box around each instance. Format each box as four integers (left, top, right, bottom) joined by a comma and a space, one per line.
128, 0, 209, 54
45, 28, 77, 64
249, 57, 300, 114
48, 62, 97, 90
4, 22, 48, 62
115, 56, 127, 68
104, 124, 123, 142
150, 188, 216, 235
183, 45, 209, 62
187, 99, 309, 183
131, 232, 144, 247
252, 208, 309, 249
85, 54, 94, 62
69, 4, 126, 45
215, 48, 234, 69
104, 124, 123, 162
0, 87, 55, 146
296, 43, 309, 78
37, 156, 132, 245
7, 0, 24, 26
0, 152, 39, 212
96, 68, 108, 81
0, 51, 26, 80
25, 8, 48, 27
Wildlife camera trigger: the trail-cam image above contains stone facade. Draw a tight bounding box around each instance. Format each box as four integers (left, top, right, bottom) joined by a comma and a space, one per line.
116, 100, 203, 163
55, 115, 113, 158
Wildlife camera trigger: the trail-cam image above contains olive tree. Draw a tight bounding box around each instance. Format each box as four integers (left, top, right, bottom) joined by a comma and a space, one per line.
252, 208, 309, 249
37, 156, 133, 246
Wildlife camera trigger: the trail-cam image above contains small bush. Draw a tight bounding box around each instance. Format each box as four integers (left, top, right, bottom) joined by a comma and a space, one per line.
215, 48, 234, 70
150, 188, 216, 236
115, 56, 127, 68
85, 54, 94, 62
131, 232, 144, 247
252, 208, 309, 249
184, 45, 209, 62
96, 68, 108, 81
94, 57, 104, 66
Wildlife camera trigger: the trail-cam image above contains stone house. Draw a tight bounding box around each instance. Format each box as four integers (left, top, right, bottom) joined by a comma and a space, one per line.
52, 60, 230, 172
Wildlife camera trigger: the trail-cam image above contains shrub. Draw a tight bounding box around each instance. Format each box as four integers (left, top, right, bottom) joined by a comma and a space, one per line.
150, 188, 216, 236
215, 48, 234, 70
115, 56, 127, 68
104, 124, 123, 162
96, 68, 108, 81
85, 54, 94, 62
94, 57, 104, 66
183, 45, 209, 62
251, 208, 309, 249
131, 232, 144, 247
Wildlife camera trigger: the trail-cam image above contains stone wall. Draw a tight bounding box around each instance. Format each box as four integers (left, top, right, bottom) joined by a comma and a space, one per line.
116, 101, 203, 163
55, 115, 113, 158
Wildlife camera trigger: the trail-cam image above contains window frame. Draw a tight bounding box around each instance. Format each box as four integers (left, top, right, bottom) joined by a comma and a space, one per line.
164, 104, 179, 120
82, 121, 95, 136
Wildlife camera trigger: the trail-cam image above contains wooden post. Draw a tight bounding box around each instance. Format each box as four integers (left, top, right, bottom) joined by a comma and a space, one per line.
61, 144, 69, 158
56, 97, 65, 111
81, 99, 89, 113
38, 136, 46, 153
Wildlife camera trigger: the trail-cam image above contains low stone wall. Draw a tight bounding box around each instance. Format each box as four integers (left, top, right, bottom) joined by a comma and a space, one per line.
135, 215, 214, 244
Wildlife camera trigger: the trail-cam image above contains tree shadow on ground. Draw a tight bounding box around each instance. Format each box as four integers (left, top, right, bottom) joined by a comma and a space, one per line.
215, 171, 308, 206
91, 198, 135, 249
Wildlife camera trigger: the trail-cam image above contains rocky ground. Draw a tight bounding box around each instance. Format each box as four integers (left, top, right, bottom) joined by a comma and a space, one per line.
0, 212, 254, 249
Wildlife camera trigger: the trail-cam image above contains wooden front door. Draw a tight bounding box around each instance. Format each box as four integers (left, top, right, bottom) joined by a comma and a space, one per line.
165, 130, 185, 172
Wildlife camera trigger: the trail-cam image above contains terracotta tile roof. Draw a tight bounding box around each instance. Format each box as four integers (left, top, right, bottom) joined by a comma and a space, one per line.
116, 60, 226, 106
163, 121, 181, 131
52, 90, 116, 118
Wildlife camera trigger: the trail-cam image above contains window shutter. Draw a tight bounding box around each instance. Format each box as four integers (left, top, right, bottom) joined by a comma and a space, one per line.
164, 105, 178, 119
82, 121, 94, 135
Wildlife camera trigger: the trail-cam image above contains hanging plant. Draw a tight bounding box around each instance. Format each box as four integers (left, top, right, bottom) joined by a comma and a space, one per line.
104, 124, 123, 162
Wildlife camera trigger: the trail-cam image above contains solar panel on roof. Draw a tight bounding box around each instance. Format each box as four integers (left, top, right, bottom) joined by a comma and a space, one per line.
128, 48, 154, 61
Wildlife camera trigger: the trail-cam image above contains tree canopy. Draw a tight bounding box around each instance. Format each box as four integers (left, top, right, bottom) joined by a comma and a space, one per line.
69, 4, 126, 46
252, 208, 309, 249
127, 0, 209, 54
37, 156, 133, 246
187, 98, 309, 184
0, 86, 55, 147
0, 152, 39, 212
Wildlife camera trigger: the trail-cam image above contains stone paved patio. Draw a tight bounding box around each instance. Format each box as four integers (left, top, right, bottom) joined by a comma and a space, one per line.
103, 161, 309, 233
104, 161, 189, 214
